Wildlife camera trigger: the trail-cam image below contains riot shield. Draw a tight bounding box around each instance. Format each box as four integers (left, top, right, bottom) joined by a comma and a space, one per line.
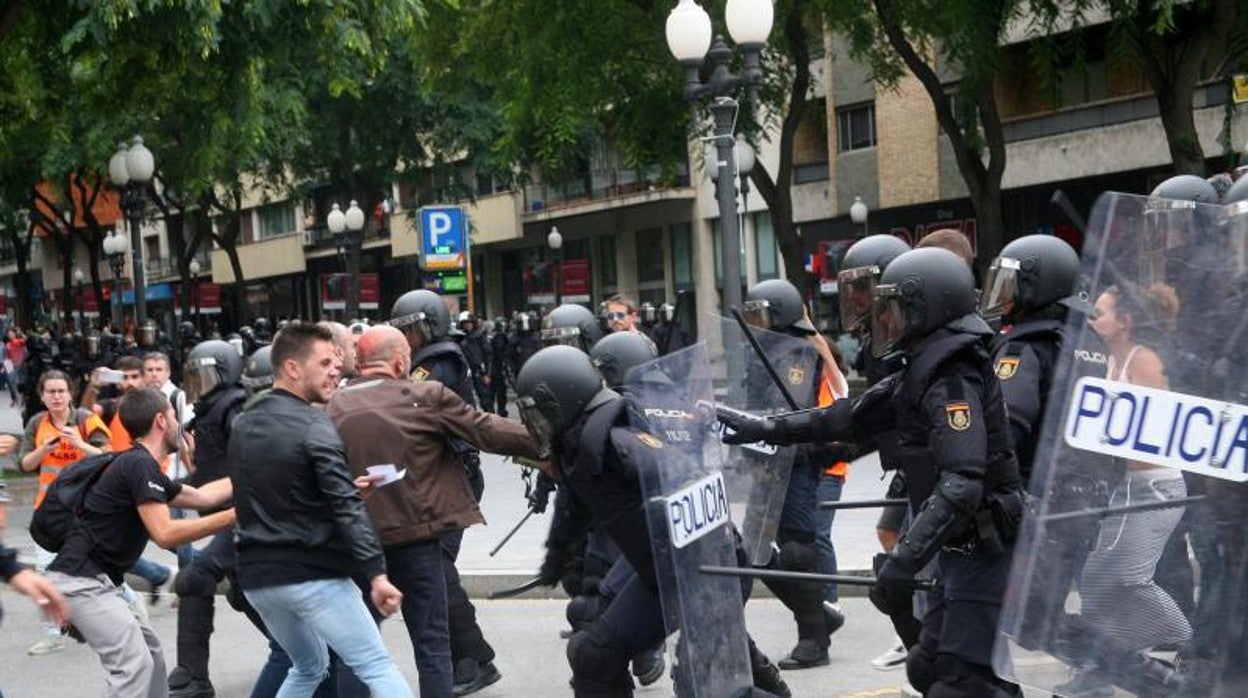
624, 342, 753, 697
994, 192, 1248, 696
709, 315, 820, 565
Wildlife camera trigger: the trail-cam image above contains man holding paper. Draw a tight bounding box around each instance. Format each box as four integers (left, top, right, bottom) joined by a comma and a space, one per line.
327, 325, 546, 698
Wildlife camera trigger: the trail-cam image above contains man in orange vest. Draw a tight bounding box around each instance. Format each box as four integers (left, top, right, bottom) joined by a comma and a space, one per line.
82, 355, 177, 603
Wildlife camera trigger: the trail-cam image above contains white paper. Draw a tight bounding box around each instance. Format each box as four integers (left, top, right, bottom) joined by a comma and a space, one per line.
365, 464, 407, 487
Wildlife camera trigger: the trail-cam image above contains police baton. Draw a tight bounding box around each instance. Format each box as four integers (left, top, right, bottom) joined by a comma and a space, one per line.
729, 309, 800, 411
818, 498, 908, 510
488, 509, 535, 557
487, 575, 550, 600
660, 289, 690, 356
699, 565, 937, 591
1039, 494, 1206, 524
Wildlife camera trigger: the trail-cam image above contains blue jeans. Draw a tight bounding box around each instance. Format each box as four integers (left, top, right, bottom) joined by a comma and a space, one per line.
130, 557, 171, 588
244, 577, 414, 698
814, 474, 844, 603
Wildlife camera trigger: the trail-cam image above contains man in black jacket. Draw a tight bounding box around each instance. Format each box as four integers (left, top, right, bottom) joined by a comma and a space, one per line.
231, 322, 412, 697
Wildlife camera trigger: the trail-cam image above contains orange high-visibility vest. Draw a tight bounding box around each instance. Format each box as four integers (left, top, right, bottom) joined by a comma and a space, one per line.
33, 412, 111, 509
819, 372, 851, 478
107, 409, 172, 475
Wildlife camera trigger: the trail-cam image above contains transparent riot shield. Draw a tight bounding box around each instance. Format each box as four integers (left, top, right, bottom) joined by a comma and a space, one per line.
624, 342, 753, 697
709, 315, 820, 565
994, 192, 1248, 696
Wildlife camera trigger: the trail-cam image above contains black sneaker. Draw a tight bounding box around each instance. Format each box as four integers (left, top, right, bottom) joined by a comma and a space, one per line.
452, 659, 501, 696
632, 647, 665, 687
777, 639, 830, 670
168, 677, 215, 698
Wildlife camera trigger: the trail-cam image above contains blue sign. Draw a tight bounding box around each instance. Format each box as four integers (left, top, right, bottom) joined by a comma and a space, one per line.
120, 283, 174, 305
419, 206, 468, 271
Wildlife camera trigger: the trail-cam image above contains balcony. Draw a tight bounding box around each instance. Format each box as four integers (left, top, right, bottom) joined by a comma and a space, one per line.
522, 164, 691, 214
144, 254, 212, 280
301, 222, 388, 250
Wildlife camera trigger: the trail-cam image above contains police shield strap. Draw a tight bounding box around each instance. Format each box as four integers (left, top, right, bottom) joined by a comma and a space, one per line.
623, 342, 752, 697
710, 315, 818, 565
993, 192, 1248, 697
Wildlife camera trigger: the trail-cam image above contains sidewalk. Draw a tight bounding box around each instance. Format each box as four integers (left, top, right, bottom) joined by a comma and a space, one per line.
1, 398, 890, 599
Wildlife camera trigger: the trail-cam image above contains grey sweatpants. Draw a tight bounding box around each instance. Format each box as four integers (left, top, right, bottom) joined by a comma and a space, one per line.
47, 571, 168, 698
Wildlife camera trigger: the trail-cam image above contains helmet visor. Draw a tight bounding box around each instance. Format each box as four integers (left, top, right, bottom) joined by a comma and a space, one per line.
870, 286, 908, 358
390, 312, 433, 342
138, 325, 156, 347
541, 326, 582, 348
228, 337, 245, 356
978, 257, 1021, 321
740, 299, 774, 330
517, 395, 554, 455
837, 265, 879, 332
184, 357, 223, 403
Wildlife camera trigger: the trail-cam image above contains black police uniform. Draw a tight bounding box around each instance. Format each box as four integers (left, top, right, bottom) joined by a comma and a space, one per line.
488, 327, 510, 416
409, 338, 497, 682
458, 328, 493, 411
169, 385, 248, 694
508, 330, 541, 377
991, 314, 1064, 485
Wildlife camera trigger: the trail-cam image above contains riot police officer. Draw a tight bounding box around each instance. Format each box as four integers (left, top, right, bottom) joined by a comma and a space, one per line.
508, 311, 542, 376
515, 346, 789, 697
542, 303, 604, 352
388, 289, 498, 694
738, 278, 841, 670
488, 317, 511, 416
252, 316, 272, 343
651, 301, 690, 354
167, 340, 248, 698
456, 311, 494, 410
720, 248, 1025, 696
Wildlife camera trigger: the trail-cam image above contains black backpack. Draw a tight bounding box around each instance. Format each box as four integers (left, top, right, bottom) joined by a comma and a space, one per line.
30, 452, 117, 552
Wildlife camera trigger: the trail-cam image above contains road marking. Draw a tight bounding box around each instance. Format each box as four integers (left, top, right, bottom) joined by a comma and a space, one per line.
839, 688, 905, 697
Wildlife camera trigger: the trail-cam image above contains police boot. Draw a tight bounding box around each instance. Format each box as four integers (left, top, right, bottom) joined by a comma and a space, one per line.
630, 645, 664, 687
452, 658, 502, 696
748, 638, 792, 698
169, 594, 216, 698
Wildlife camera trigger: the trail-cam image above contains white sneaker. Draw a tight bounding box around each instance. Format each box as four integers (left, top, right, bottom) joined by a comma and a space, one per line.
870, 639, 907, 671
27, 635, 67, 656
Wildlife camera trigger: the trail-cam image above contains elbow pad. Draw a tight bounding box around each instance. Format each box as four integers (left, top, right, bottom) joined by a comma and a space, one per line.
890, 472, 983, 571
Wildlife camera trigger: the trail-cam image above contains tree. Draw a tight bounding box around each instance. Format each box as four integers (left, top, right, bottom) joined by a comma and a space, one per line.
420, 0, 827, 295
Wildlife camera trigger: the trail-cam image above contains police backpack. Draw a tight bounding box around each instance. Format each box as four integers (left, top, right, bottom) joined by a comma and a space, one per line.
29, 452, 116, 552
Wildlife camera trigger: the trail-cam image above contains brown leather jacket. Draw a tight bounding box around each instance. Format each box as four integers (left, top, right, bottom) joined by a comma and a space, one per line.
327, 374, 542, 547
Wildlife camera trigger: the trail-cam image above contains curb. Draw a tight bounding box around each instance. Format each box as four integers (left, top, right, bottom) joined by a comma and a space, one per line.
455, 569, 877, 600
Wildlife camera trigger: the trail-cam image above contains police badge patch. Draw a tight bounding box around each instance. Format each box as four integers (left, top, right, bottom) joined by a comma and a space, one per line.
995, 357, 1019, 380
637, 432, 664, 449
946, 402, 971, 431
412, 367, 430, 381
787, 366, 805, 385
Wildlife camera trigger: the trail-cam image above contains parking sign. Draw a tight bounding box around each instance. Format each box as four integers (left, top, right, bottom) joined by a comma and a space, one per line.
419, 206, 468, 270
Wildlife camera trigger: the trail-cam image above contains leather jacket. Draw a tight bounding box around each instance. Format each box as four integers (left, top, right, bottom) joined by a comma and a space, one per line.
231, 389, 385, 585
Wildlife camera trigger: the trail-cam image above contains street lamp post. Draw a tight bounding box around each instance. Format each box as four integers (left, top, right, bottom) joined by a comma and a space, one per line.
547, 226, 563, 307
667, 0, 772, 313
189, 258, 202, 329
103, 231, 128, 330
327, 201, 365, 319
72, 268, 85, 332
850, 196, 869, 237
108, 136, 155, 328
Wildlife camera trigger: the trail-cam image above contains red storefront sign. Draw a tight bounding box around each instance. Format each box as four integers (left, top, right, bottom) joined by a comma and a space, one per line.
321, 273, 379, 311
560, 259, 590, 303
173, 282, 223, 314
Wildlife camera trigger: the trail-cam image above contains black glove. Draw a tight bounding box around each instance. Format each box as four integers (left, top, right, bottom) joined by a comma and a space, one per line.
538, 545, 576, 587
715, 405, 776, 445
868, 552, 916, 616
527, 473, 556, 514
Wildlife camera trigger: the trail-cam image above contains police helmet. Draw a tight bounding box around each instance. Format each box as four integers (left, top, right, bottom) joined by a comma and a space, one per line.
639, 302, 657, 325
225, 332, 245, 357
980, 235, 1083, 320
871, 248, 989, 358
389, 289, 451, 343
137, 321, 157, 348
659, 302, 677, 324
254, 317, 271, 333
742, 279, 815, 333
515, 345, 615, 454
589, 331, 658, 388
541, 304, 604, 352
83, 331, 101, 358
838, 235, 911, 332
184, 339, 244, 402
1149, 175, 1219, 204
1226, 174, 1248, 208
513, 311, 536, 333
349, 320, 367, 335
241, 345, 274, 395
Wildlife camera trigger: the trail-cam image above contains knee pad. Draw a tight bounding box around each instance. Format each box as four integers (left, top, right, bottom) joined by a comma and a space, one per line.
173, 566, 216, 598
776, 540, 819, 573
567, 629, 632, 692
566, 595, 602, 631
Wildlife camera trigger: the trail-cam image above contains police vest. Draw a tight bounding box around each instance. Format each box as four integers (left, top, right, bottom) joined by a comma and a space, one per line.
892, 331, 1018, 512
412, 340, 475, 407
32, 410, 110, 509
991, 318, 1063, 479
187, 386, 247, 487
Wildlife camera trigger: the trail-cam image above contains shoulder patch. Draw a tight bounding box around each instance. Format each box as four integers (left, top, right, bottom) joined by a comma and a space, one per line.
412, 367, 430, 382
995, 357, 1019, 380
787, 365, 805, 385
636, 432, 664, 449
946, 402, 972, 431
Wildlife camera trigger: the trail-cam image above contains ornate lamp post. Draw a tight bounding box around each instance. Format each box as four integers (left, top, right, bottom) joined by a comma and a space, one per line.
547, 226, 563, 306
102, 230, 128, 330
107, 136, 155, 326
189, 258, 202, 328
667, 0, 772, 312
72, 267, 85, 331
327, 200, 365, 319
850, 196, 869, 237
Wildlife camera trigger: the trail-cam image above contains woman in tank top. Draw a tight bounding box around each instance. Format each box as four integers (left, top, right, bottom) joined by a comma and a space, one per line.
1061, 282, 1190, 692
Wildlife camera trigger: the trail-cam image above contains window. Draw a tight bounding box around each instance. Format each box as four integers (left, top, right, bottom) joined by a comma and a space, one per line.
837, 103, 876, 152
256, 202, 296, 240
753, 213, 779, 282
635, 228, 665, 285
670, 224, 693, 290
598, 234, 618, 288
